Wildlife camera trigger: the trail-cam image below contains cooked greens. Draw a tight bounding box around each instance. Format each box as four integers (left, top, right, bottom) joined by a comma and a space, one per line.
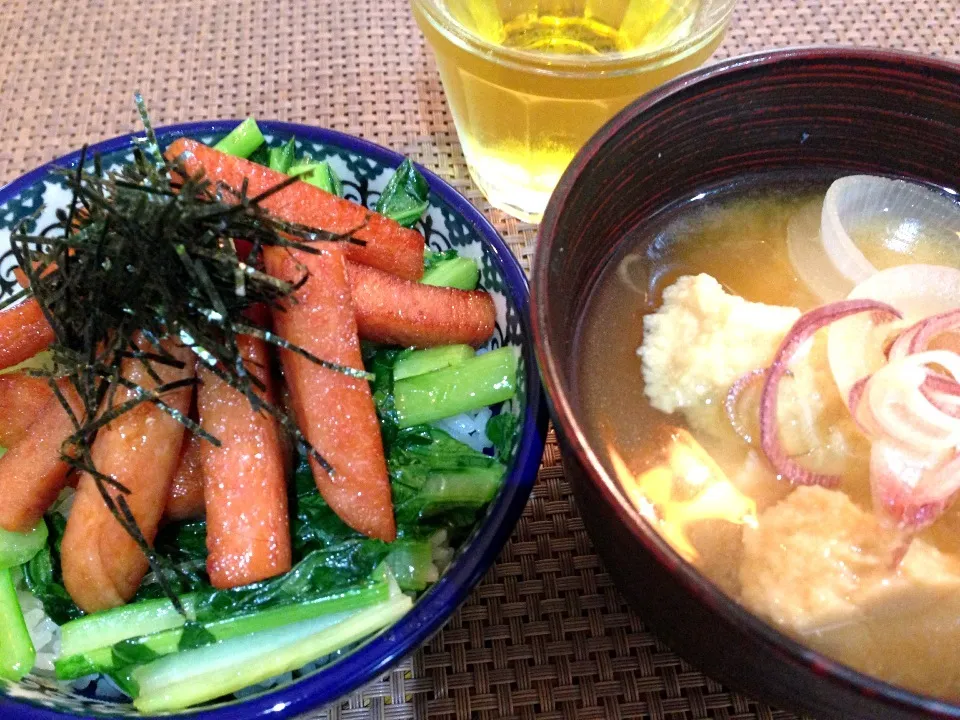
0, 569, 34, 681
5, 116, 522, 709
375, 159, 430, 227
290, 161, 344, 196
394, 347, 518, 428
212, 117, 264, 158
22, 515, 82, 625
0, 519, 48, 571
268, 137, 297, 174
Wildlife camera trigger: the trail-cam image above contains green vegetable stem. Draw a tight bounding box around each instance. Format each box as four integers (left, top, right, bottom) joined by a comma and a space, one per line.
132, 590, 413, 712
375, 159, 429, 227
0, 520, 48, 570
59, 595, 199, 660
0, 568, 35, 681
289, 162, 343, 196
394, 347, 518, 428
213, 117, 265, 158
268, 137, 296, 174
55, 579, 389, 681
394, 345, 474, 381
421, 256, 481, 290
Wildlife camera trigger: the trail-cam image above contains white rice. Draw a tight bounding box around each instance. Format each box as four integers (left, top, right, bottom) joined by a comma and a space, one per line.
432, 406, 493, 453
17, 580, 60, 674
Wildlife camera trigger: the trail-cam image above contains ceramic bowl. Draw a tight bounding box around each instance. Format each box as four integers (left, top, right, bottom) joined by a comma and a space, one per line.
0, 121, 547, 719
532, 47, 960, 720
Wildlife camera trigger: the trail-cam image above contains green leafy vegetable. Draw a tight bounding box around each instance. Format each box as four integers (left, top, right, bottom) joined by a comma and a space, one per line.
292, 461, 363, 553
213, 117, 265, 158
268, 137, 297, 174
112, 638, 161, 669
0, 568, 34, 681
424, 249, 457, 271
190, 544, 386, 623
289, 161, 344, 196
421, 256, 480, 290
154, 520, 207, 564
0, 518, 48, 570
375, 159, 429, 227
383, 540, 437, 591
22, 515, 83, 625
246, 142, 272, 168
177, 621, 217, 652
394, 347, 518, 428
55, 570, 393, 681
132, 592, 413, 713
486, 412, 519, 463
389, 426, 505, 527
131, 520, 208, 602
366, 347, 406, 449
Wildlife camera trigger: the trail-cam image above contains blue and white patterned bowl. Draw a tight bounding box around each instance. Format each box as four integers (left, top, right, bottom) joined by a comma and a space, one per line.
0, 121, 547, 719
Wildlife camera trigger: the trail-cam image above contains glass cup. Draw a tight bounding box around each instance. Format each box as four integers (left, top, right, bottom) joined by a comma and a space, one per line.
412, 0, 738, 222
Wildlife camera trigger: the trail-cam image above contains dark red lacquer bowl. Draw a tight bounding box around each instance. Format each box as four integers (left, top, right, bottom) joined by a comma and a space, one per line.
532, 48, 960, 720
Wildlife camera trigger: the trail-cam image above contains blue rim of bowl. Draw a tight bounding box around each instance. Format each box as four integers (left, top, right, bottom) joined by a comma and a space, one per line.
0, 120, 549, 720
533, 47, 960, 719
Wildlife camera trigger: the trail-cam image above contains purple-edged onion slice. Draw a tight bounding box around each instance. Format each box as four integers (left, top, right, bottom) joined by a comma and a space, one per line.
759, 299, 901, 486
828, 264, 960, 406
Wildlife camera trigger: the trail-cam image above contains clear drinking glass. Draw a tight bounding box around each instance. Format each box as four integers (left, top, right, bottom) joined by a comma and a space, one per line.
412, 0, 738, 222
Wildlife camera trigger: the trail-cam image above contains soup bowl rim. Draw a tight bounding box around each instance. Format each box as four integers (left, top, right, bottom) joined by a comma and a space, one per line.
532, 45, 960, 717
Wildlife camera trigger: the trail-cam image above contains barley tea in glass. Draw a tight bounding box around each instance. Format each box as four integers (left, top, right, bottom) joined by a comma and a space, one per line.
412, 0, 738, 222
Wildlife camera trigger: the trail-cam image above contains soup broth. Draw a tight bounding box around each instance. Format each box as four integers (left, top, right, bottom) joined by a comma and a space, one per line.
577, 177, 960, 698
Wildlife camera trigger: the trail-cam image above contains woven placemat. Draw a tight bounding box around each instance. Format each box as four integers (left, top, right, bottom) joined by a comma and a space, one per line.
0, 1, 957, 718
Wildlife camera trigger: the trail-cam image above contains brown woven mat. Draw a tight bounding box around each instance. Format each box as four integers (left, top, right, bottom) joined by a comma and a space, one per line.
0, 1, 957, 718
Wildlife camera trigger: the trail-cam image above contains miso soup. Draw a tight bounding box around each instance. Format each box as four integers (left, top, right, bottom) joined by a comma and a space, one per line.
577, 175, 960, 698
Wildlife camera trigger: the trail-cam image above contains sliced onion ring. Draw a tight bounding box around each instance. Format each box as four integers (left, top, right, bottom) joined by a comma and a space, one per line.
867, 362, 960, 455
821, 176, 960, 288
724, 368, 766, 444
871, 440, 960, 531
922, 374, 960, 419
847, 375, 874, 434
907, 308, 960, 355
760, 299, 901, 486
828, 264, 960, 405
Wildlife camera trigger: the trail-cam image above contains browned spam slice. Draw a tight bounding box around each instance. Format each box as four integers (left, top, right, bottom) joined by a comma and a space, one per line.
61, 339, 194, 613
0, 373, 57, 447
264, 244, 395, 542
165, 138, 425, 281
0, 383, 84, 533
163, 432, 207, 522
0, 300, 55, 371
347, 261, 495, 348
198, 334, 291, 589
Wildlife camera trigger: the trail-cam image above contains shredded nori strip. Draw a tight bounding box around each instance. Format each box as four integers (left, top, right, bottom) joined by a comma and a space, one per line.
9, 98, 366, 614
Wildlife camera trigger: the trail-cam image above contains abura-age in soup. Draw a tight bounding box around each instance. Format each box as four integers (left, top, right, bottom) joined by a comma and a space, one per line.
578, 174, 960, 698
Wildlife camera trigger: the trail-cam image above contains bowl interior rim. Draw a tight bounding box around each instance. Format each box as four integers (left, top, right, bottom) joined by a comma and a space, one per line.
0, 119, 549, 720
532, 45, 960, 717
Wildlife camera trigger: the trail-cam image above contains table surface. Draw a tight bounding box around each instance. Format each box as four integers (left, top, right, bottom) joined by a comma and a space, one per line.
1, 1, 958, 718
